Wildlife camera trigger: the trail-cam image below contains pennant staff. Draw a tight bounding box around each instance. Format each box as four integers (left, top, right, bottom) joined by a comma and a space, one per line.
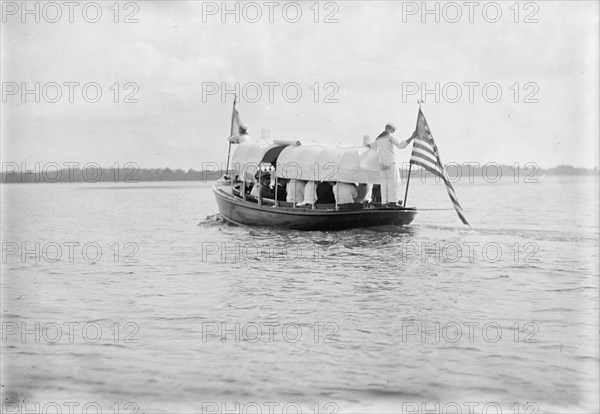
224, 96, 237, 179
406, 105, 470, 226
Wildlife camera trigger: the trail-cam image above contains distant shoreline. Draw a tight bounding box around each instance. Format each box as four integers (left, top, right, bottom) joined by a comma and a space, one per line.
1, 165, 598, 184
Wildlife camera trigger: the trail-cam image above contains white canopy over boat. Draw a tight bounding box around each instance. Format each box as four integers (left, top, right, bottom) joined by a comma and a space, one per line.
275, 144, 384, 184
231, 141, 387, 184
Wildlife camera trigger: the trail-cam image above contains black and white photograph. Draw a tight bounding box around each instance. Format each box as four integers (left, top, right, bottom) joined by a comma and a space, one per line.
1, 1, 599, 413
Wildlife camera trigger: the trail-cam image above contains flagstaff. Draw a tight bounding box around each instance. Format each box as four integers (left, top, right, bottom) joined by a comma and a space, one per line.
224, 95, 237, 180
403, 99, 425, 207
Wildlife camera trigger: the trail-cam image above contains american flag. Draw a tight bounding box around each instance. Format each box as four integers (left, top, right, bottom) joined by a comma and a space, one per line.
410, 108, 470, 226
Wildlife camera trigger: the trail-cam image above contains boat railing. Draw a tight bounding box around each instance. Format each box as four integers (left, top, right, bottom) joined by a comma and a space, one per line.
229, 182, 377, 210
225, 179, 408, 211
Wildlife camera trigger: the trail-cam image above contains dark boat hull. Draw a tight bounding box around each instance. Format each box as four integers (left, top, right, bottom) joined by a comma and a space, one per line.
213, 183, 417, 231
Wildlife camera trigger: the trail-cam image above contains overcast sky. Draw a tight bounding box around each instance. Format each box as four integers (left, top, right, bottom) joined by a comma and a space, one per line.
2, 0, 599, 170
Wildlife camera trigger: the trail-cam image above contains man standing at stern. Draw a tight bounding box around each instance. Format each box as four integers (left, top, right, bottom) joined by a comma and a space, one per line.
370, 123, 415, 205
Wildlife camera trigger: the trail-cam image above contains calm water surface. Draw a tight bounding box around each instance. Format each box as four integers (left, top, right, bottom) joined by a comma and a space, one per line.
1, 176, 599, 413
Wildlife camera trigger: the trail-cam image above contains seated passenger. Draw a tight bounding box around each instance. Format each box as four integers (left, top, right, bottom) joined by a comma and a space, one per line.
286, 179, 305, 204
300, 181, 317, 205
260, 172, 271, 184
244, 180, 253, 194
355, 183, 372, 203
371, 184, 382, 203
316, 181, 336, 204
333, 182, 358, 205
250, 173, 272, 199
260, 184, 274, 199
276, 179, 288, 201
250, 182, 260, 198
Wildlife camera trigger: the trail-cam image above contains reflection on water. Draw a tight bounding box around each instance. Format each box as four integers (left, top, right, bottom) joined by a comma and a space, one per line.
1, 177, 598, 413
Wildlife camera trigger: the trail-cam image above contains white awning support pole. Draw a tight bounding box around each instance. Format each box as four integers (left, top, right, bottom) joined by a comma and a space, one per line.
274, 175, 278, 207
258, 169, 262, 206
335, 182, 339, 211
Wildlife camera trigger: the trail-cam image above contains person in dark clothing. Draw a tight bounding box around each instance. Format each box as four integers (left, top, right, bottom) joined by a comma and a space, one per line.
371, 184, 382, 203
260, 184, 274, 200
315, 181, 336, 204
251, 173, 274, 200
276, 178, 288, 201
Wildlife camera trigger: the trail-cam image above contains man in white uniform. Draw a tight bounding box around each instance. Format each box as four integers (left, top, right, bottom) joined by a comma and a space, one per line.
370, 123, 415, 204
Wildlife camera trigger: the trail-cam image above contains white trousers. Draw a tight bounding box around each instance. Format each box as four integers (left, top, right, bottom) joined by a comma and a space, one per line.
380, 162, 399, 204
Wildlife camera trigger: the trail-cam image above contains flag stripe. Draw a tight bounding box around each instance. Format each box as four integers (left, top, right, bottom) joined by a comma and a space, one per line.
411, 146, 440, 161
411, 156, 443, 177
409, 108, 470, 226
411, 143, 438, 160
410, 153, 438, 168
412, 159, 443, 179
411, 144, 441, 167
